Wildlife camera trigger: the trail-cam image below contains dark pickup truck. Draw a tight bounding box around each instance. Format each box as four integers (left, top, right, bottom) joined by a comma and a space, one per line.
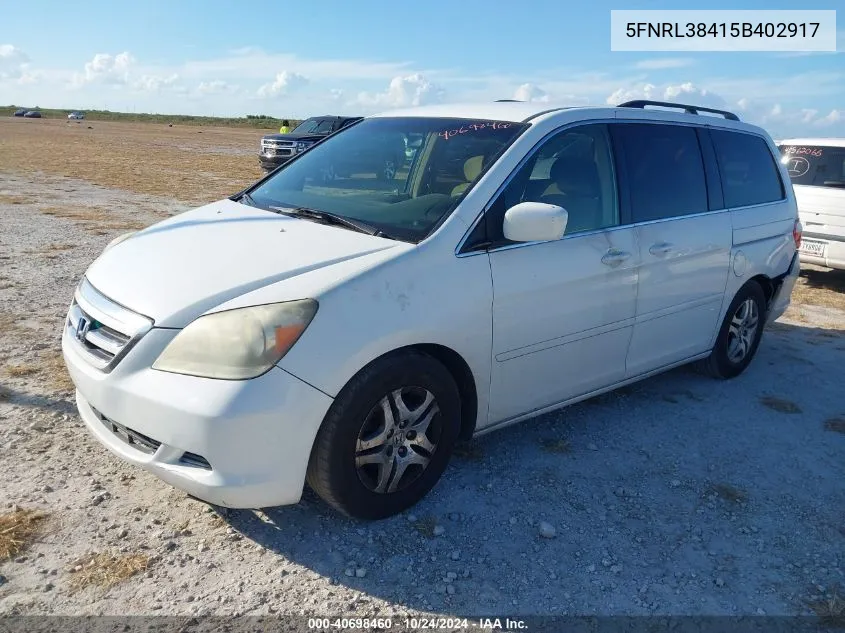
258, 115, 362, 173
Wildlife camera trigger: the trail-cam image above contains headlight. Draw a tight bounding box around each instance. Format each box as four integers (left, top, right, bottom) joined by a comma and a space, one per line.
103, 231, 136, 253
296, 141, 313, 152
152, 300, 318, 380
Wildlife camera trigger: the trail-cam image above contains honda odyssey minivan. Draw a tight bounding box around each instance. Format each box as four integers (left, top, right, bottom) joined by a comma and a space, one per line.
62, 100, 800, 519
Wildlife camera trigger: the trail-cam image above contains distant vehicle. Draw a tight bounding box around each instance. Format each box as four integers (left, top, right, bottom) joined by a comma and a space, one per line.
259, 115, 362, 173
13, 109, 27, 117
778, 138, 845, 270
23, 110, 42, 118
68, 111, 85, 120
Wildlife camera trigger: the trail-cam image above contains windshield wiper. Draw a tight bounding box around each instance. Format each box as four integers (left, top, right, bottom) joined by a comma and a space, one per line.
269, 206, 394, 239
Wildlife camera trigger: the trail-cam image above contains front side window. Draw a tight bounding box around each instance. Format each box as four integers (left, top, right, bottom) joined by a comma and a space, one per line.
711, 130, 784, 207
778, 144, 845, 189
615, 123, 708, 223
248, 117, 527, 242
483, 124, 619, 246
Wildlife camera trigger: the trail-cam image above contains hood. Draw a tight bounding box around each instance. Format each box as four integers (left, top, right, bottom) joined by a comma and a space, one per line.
85, 199, 398, 328
262, 132, 329, 141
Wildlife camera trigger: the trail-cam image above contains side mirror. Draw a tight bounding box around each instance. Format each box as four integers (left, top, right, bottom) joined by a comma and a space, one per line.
503, 202, 568, 243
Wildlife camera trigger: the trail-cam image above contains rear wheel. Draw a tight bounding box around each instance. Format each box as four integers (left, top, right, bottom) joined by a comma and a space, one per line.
699, 281, 767, 379
306, 351, 461, 520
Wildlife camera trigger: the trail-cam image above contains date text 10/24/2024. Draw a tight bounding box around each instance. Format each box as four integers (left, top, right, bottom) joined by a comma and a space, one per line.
307, 617, 528, 630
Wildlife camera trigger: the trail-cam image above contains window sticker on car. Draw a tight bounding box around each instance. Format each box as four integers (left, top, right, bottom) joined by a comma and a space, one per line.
782, 146, 824, 158
437, 121, 514, 140
785, 156, 811, 178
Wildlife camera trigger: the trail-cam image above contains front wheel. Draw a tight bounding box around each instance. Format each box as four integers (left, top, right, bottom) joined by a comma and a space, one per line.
306, 351, 461, 520
699, 281, 767, 379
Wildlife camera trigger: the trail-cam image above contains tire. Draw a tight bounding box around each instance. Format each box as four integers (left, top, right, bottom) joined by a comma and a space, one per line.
699, 280, 767, 379
306, 350, 461, 520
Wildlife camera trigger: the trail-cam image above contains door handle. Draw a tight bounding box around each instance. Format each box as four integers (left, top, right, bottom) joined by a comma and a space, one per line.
601, 249, 631, 267
649, 241, 673, 256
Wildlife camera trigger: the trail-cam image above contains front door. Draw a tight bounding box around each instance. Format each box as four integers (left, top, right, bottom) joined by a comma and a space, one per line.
483, 123, 640, 423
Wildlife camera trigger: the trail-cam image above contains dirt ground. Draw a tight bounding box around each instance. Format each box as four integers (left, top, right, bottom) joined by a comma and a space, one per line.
1, 117, 844, 620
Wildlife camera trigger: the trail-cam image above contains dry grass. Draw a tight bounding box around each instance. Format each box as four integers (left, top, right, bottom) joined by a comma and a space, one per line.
0, 508, 47, 559
41, 353, 76, 394
790, 267, 845, 313
3, 354, 75, 393
705, 483, 749, 504
540, 438, 572, 454
37, 205, 151, 234
453, 442, 485, 461
807, 586, 845, 625
824, 417, 845, 435
0, 118, 262, 205
0, 194, 30, 205
760, 396, 802, 414
412, 516, 438, 538
68, 552, 149, 590
5, 363, 39, 377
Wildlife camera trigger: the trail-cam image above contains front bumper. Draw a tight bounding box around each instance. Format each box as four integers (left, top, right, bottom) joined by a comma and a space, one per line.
767, 252, 800, 325
63, 325, 333, 509
258, 153, 293, 172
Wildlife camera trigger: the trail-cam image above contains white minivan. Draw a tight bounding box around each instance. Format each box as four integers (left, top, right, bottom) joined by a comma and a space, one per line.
62, 100, 800, 519
777, 138, 845, 270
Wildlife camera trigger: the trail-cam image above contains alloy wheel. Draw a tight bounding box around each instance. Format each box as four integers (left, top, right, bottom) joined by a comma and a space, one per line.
355, 387, 440, 494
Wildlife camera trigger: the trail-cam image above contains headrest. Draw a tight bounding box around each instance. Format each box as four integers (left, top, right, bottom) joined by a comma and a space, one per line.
550, 157, 600, 196
463, 155, 484, 182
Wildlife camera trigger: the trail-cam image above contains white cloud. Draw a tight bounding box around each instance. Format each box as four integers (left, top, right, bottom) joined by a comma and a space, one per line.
72, 52, 135, 86
815, 109, 841, 126
197, 80, 236, 95
256, 71, 309, 97
134, 73, 181, 93
0, 44, 30, 80
513, 83, 549, 103
607, 82, 725, 108
633, 58, 694, 70
354, 73, 443, 109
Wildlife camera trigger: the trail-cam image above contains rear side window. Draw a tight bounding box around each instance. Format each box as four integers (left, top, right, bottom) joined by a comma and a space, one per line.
778, 145, 845, 189
614, 124, 709, 222
711, 130, 784, 207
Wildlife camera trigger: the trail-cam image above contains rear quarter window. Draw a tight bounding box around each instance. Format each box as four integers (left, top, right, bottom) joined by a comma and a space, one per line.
711, 130, 784, 208
778, 145, 845, 189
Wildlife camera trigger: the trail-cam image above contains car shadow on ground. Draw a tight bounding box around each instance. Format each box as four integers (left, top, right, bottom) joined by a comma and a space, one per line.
800, 266, 845, 293
219, 320, 845, 615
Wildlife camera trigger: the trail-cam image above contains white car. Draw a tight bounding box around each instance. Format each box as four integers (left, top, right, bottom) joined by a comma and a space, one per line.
777, 138, 845, 270
62, 100, 800, 519
68, 111, 85, 120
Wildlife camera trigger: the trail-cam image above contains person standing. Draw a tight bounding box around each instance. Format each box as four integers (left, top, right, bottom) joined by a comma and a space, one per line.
279, 119, 291, 134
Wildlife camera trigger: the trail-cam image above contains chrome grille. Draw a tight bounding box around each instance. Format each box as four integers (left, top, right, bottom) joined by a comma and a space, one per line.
65, 278, 153, 372
261, 138, 296, 157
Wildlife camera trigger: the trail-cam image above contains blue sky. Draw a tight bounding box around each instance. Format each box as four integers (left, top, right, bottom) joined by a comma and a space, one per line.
1, 0, 842, 136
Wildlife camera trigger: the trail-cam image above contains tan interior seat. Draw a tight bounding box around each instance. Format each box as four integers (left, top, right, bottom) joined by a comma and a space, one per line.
451, 155, 484, 196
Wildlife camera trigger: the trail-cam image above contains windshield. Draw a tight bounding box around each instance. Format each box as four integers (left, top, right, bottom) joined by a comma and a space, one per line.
248, 117, 528, 242
292, 118, 335, 134
779, 145, 845, 189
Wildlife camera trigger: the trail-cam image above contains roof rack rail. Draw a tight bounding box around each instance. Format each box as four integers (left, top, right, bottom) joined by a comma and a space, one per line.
617, 99, 740, 121
495, 99, 522, 102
